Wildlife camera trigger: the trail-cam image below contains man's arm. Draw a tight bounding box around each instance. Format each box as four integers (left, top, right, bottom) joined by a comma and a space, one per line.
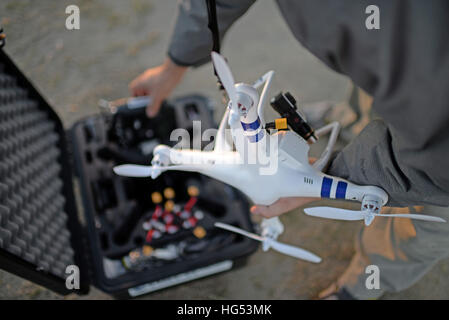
326, 9, 449, 208
130, 0, 255, 116
168, 0, 256, 67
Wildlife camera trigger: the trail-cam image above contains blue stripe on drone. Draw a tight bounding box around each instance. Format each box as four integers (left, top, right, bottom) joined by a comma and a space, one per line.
336, 181, 348, 199
241, 118, 261, 131
321, 177, 332, 198
247, 130, 264, 143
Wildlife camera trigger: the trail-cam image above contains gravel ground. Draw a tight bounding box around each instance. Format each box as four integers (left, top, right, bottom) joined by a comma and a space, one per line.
1, 0, 448, 300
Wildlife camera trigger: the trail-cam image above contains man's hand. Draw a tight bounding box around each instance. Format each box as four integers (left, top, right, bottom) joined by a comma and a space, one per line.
250, 197, 318, 219
129, 57, 187, 117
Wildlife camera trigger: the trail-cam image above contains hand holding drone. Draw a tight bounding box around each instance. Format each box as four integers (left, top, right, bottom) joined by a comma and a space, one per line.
114, 52, 445, 263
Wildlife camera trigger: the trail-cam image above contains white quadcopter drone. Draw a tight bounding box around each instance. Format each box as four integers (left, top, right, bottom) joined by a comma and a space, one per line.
114, 52, 445, 263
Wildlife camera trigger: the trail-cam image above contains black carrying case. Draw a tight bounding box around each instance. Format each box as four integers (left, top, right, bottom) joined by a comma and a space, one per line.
0, 47, 258, 298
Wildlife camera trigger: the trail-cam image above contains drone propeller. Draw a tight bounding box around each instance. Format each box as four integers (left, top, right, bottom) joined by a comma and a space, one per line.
304, 207, 365, 221
304, 207, 446, 225
211, 52, 238, 109
113, 164, 153, 177
214, 222, 321, 263
113, 164, 199, 178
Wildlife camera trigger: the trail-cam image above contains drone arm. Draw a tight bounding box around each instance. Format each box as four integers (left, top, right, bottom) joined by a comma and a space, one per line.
313, 121, 340, 172
296, 171, 389, 206
254, 70, 274, 127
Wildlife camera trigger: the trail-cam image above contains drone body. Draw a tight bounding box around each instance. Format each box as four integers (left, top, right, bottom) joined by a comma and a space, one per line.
114, 52, 445, 262
118, 136, 387, 208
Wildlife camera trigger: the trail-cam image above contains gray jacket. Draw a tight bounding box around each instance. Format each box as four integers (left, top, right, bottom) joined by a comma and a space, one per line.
168, 0, 449, 207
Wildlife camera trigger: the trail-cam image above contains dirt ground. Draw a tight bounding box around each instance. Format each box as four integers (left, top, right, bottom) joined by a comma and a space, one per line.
1, 0, 449, 300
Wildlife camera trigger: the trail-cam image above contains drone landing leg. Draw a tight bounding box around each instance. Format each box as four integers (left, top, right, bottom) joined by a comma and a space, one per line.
313, 121, 340, 172
254, 70, 275, 126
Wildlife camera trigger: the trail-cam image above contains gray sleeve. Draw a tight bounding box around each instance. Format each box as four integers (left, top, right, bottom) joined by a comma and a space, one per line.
327, 119, 449, 208
167, 0, 256, 67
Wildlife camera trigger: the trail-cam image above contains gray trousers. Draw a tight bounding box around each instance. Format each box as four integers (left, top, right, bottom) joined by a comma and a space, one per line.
332, 206, 449, 299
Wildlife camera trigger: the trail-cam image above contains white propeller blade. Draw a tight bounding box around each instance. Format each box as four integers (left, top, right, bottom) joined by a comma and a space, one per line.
211, 52, 237, 104
304, 207, 446, 223
113, 164, 200, 178
113, 164, 153, 177
214, 222, 263, 241
214, 222, 321, 263
266, 239, 321, 263
304, 207, 365, 221
376, 213, 446, 222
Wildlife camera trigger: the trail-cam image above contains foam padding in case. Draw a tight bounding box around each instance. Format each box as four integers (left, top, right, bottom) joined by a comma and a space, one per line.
0, 69, 75, 279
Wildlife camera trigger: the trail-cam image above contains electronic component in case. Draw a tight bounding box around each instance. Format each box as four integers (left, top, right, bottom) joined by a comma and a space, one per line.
98, 96, 153, 115
105, 96, 176, 149
270, 92, 317, 143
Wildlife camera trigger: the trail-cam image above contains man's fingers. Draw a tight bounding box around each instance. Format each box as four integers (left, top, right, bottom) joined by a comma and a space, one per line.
146, 98, 161, 118
134, 89, 147, 97
251, 197, 318, 218
129, 82, 145, 97
129, 74, 151, 97
251, 199, 291, 218
250, 205, 276, 218
128, 79, 141, 96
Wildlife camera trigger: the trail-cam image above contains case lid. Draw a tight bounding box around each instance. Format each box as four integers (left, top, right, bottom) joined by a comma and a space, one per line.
0, 47, 90, 295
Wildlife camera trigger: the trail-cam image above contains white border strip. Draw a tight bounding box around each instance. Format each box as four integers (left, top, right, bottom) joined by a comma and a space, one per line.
128, 260, 234, 297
